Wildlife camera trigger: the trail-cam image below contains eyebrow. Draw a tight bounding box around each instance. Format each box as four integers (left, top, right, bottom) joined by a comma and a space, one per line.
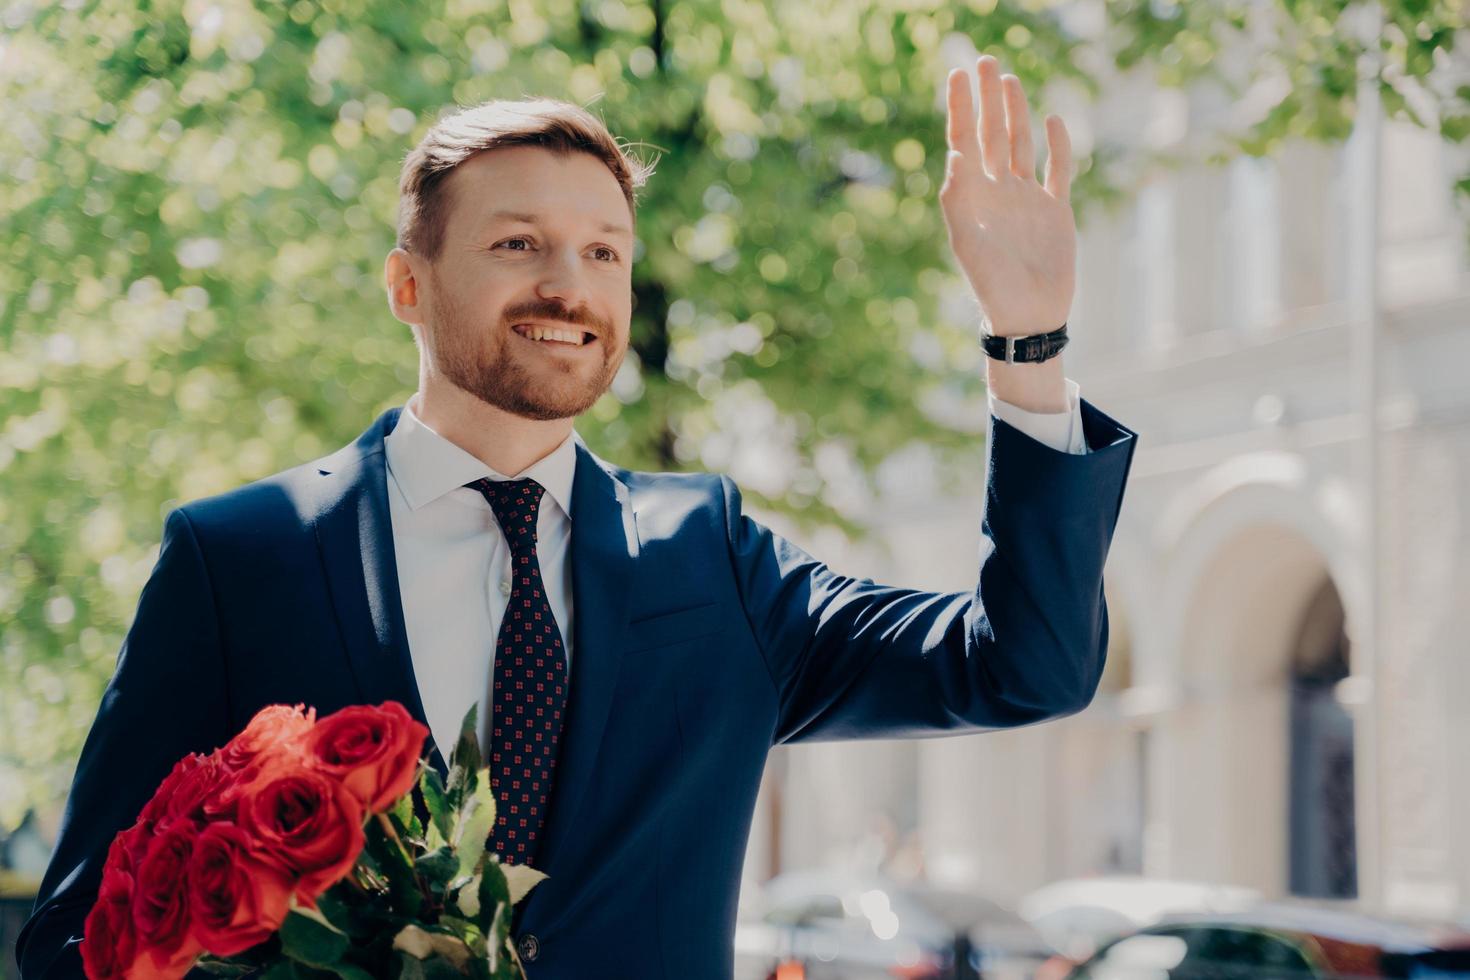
484, 210, 633, 239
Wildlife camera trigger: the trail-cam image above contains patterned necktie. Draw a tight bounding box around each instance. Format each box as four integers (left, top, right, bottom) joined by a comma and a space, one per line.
464, 476, 569, 865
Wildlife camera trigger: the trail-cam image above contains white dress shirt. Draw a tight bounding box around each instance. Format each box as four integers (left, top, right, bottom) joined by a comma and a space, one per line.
384, 382, 1087, 756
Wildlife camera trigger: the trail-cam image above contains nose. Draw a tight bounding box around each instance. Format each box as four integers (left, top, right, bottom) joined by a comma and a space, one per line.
534, 247, 590, 310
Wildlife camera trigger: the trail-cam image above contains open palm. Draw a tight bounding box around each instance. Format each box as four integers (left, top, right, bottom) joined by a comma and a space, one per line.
939, 55, 1076, 338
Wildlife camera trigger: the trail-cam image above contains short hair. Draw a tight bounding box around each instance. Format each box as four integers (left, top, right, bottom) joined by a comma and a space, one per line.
395, 98, 657, 262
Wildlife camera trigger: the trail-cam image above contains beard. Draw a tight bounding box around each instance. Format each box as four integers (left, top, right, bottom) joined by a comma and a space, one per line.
426, 279, 623, 422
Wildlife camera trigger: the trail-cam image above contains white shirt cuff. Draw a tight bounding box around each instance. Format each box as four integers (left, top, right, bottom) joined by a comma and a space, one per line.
989, 378, 1087, 455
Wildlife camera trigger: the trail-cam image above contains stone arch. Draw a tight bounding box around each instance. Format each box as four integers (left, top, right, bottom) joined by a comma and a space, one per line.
1150, 454, 1363, 894
1155, 452, 1363, 683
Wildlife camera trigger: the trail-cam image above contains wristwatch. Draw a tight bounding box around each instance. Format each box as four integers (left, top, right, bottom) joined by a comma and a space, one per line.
979, 318, 1069, 364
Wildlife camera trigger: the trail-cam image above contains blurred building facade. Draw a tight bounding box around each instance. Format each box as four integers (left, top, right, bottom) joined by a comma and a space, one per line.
741, 62, 1470, 923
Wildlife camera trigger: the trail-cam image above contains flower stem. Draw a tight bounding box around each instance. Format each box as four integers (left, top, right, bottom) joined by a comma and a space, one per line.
377, 810, 437, 912
376, 811, 409, 860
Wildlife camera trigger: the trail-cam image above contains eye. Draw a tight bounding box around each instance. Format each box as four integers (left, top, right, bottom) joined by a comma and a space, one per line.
495, 237, 532, 251
592, 246, 619, 262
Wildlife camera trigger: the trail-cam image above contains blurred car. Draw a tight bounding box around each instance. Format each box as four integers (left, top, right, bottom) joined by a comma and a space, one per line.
734, 869, 1051, 980
1018, 875, 1263, 965
1059, 901, 1470, 978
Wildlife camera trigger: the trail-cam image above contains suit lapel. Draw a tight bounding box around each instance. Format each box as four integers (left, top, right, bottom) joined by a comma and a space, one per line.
313, 407, 450, 779
528, 440, 639, 884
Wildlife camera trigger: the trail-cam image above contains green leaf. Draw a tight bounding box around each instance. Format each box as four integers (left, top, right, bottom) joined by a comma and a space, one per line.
1442, 115, 1470, 144
476, 858, 512, 940
452, 777, 497, 883
450, 703, 482, 778
390, 786, 414, 826
1380, 80, 1425, 127
414, 845, 460, 895
279, 910, 350, 969
420, 768, 452, 849
453, 873, 482, 918
444, 759, 473, 817
486, 901, 519, 980
288, 895, 347, 936
436, 912, 481, 943
390, 782, 425, 843
392, 924, 474, 973
312, 891, 371, 942
501, 864, 547, 907
364, 818, 423, 919
483, 902, 507, 976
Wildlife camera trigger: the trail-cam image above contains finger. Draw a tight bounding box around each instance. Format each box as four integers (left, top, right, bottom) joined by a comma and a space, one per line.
1002, 74, 1035, 179
1043, 114, 1073, 202
944, 68, 984, 180
976, 55, 1009, 179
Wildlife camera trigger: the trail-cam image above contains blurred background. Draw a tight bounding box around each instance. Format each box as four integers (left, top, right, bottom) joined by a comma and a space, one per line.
4, 0, 1469, 977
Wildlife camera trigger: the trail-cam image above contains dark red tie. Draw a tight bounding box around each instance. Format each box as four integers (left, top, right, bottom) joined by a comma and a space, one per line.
465, 476, 568, 865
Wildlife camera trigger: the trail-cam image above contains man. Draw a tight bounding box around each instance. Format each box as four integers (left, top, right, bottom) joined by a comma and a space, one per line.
18, 55, 1135, 978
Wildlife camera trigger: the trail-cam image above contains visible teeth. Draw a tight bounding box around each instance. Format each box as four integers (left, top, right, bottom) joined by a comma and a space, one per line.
520, 324, 584, 345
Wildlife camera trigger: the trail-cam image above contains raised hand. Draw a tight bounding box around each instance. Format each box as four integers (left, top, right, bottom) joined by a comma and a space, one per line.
940, 55, 1076, 340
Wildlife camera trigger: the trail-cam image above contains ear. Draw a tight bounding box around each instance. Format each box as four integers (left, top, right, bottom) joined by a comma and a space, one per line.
385, 248, 425, 327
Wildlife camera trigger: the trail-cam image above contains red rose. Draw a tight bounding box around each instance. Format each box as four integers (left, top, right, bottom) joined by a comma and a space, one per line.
187, 821, 293, 957
128, 936, 205, 980
81, 864, 138, 980
302, 702, 429, 814
163, 752, 234, 826
100, 824, 145, 881
130, 825, 198, 966
135, 753, 206, 832
234, 759, 366, 907
116, 827, 160, 886
220, 704, 316, 776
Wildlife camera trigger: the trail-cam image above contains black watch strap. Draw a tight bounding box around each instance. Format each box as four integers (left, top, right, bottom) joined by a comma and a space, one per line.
980, 321, 1069, 364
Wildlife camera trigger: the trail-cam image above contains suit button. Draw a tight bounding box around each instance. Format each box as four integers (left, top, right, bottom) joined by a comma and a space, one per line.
518, 933, 540, 962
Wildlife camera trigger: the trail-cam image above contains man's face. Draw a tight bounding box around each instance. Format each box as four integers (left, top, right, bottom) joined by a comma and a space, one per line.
418, 145, 634, 421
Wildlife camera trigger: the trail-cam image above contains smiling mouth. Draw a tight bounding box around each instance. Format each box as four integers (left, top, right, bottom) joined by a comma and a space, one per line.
512, 323, 596, 347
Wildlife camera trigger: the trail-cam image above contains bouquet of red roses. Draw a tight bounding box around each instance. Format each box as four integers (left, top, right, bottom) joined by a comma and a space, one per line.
81, 701, 545, 980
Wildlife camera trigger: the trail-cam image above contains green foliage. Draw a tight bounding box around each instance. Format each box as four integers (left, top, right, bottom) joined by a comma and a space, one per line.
1106, 0, 1469, 160
421, 769, 454, 849
0, 0, 1465, 841
390, 782, 427, 844
279, 908, 352, 971
451, 783, 497, 886
366, 815, 425, 920
414, 846, 460, 900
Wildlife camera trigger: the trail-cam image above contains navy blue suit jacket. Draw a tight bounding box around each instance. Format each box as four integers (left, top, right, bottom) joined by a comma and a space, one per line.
18, 401, 1135, 979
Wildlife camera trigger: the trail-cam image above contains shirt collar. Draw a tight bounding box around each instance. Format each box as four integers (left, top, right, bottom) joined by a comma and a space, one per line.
383, 398, 577, 521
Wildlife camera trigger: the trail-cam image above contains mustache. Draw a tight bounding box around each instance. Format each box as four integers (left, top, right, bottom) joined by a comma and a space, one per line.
502, 302, 602, 330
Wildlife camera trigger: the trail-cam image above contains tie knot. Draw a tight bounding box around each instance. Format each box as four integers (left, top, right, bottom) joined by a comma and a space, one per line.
466, 477, 545, 552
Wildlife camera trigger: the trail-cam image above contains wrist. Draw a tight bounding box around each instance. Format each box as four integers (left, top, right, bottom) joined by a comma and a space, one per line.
979, 317, 1069, 365
982, 312, 1071, 339
987, 356, 1069, 414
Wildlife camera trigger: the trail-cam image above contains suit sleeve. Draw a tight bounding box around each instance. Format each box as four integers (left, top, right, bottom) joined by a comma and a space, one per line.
15, 508, 231, 980
721, 399, 1137, 745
